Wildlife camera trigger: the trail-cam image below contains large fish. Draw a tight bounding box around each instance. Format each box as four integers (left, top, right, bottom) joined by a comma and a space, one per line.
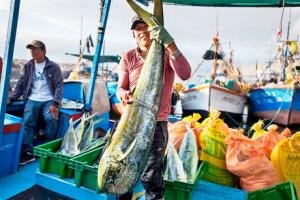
98, 0, 165, 194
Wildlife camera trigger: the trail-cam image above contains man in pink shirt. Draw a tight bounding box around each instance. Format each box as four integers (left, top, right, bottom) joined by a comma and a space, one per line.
117, 15, 191, 200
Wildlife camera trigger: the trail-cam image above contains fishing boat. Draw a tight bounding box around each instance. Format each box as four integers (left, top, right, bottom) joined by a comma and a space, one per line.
248, 10, 300, 126
180, 37, 247, 127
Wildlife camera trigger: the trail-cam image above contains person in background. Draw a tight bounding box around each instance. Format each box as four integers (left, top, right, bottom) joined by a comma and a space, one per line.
0, 57, 3, 80
116, 15, 191, 200
7, 40, 63, 165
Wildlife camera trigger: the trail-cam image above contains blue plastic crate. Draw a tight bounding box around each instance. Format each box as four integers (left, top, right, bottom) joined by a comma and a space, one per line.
62, 81, 85, 105
0, 114, 24, 177
193, 180, 246, 200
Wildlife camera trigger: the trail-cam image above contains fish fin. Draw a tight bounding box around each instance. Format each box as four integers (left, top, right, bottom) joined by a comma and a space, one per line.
126, 0, 156, 27
153, 0, 163, 25
114, 138, 137, 161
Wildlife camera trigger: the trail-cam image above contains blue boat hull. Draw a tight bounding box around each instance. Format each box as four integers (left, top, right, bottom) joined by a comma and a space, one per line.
248, 86, 300, 125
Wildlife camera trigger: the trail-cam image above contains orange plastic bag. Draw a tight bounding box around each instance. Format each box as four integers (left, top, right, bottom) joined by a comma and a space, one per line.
168, 113, 203, 151
255, 125, 286, 158
226, 131, 280, 191
183, 113, 203, 139
168, 120, 187, 151
280, 128, 292, 138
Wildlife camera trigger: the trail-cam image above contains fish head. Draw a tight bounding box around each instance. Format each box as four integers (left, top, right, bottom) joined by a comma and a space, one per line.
98, 154, 138, 194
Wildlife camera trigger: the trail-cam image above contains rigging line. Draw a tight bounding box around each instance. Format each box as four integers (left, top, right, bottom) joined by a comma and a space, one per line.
278, 2, 285, 41
186, 44, 213, 84
216, 9, 219, 34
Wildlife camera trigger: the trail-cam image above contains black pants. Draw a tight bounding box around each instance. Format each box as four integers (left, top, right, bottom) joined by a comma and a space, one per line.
117, 121, 168, 200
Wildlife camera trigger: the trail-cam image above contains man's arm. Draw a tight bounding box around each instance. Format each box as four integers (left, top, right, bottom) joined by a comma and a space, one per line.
117, 56, 132, 104
10, 68, 25, 102
52, 63, 63, 106
166, 42, 191, 81
150, 24, 191, 81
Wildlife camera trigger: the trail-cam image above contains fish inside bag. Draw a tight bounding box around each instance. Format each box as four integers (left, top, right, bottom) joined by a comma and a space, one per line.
178, 125, 199, 183
164, 143, 187, 183
226, 130, 280, 191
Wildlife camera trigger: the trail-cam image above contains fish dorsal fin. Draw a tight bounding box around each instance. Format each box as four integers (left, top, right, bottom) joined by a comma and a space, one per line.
114, 138, 137, 161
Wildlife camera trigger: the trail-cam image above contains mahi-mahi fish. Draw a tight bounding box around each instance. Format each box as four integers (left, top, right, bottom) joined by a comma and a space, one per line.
98, 0, 165, 194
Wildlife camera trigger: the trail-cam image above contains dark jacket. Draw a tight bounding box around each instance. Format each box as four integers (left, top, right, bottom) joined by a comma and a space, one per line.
11, 57, 63, 106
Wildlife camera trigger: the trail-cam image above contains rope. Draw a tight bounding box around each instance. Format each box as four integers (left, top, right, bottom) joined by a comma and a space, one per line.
263, 86, 292, 129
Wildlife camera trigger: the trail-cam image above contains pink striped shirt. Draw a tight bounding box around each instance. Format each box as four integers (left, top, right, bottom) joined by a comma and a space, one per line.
117, 48, 191, 121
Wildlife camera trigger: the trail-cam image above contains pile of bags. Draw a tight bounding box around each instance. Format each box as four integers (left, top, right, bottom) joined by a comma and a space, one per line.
166, 111, 300, 194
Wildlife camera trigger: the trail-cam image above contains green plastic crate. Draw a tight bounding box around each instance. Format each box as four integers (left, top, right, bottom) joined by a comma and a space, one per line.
68, 146, 104, 192
247, 182, 298, 200
164, 162, 202, 200
33, 138, 76, 178
34, 138, 105, 179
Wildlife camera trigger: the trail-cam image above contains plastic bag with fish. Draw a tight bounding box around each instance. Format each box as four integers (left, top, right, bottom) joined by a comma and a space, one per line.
74, 113, 88, 144
60, 119, 80, 156
179, 125, 198, 183
164, 143, 187, 183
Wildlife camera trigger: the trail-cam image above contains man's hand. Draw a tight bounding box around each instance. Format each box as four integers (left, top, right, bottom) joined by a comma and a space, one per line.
149, 25, 174, 48
6, 97, 13, 106
49, 104, 59, 120
121, 91, 134, 105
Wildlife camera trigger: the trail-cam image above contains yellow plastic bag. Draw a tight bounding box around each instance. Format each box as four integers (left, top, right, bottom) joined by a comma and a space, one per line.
271, 132, 300, 195
251, 120, 266, 140
183, 113, 203, 148
199, 110, 236, 186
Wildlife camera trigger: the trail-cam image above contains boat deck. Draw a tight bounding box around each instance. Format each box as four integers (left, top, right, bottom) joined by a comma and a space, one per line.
0, 161, 246, 200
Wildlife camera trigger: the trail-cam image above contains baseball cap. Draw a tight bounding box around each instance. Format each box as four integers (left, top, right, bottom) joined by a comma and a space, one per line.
26, 40, 46, 50
130, 15, 146, 30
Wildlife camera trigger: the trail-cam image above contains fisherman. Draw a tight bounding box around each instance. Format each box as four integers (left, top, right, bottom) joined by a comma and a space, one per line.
7, 40, 63, 165
117, 15, 191, 200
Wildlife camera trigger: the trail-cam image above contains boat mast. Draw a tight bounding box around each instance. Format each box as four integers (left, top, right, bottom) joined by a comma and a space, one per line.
212, 11, 220, 80
281, 9, 292, 81
86, 0, 111, 111
80, 14, 83, 54
0, 0, 21, 142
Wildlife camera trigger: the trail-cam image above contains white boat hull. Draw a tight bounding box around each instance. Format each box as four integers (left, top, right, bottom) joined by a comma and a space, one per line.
180, 84, 247, 125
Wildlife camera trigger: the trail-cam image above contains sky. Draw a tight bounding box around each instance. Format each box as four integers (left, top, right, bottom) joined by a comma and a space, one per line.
1, 0, 300, 75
